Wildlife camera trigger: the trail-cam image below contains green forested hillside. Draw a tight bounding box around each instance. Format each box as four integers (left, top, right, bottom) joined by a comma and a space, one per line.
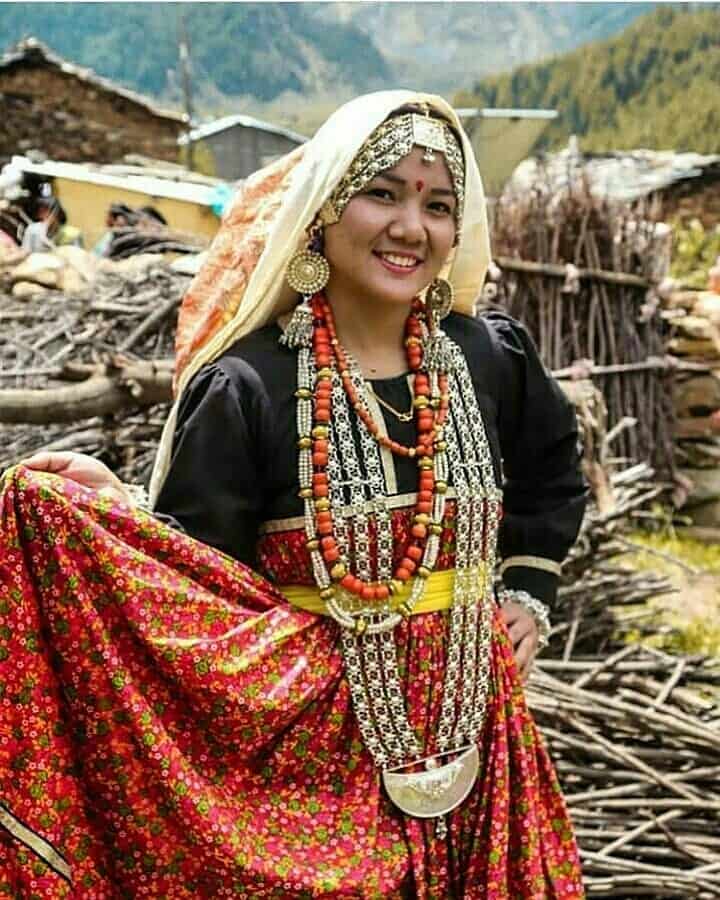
456, 6, 720, 154
0, 2, 656, 117
0, 3, 390, 102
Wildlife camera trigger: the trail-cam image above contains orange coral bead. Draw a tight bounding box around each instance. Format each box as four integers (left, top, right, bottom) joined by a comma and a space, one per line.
396, 567, 411, 582
411, 524, 427, 539
407, 545, 423, 562
375, 585, 390, 600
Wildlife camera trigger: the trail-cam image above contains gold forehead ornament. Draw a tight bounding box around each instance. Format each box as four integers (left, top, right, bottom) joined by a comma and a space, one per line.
411, 113, 448, 164
318, 111, 465, 235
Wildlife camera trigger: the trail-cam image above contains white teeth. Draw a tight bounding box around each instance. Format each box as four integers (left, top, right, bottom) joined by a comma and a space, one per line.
382, 253, 417, 268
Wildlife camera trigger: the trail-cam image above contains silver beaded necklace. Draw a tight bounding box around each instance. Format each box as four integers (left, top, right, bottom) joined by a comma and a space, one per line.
286, 313, 501, 830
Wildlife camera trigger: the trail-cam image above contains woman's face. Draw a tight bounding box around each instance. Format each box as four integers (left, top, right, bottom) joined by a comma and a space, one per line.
323, 146, 458, 308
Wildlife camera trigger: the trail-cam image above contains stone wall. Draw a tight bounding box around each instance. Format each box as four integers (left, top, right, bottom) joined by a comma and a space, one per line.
0, 64, 183, 164
667, 288, 720, 524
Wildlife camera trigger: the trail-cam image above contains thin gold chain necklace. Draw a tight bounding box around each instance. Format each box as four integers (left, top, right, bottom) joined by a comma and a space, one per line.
364, 381, 414, 422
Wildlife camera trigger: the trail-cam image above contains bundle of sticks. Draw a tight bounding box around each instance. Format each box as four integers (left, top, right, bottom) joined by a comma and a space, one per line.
530, 661, 720, 898
0, 261, 186, 481
104, 225, 208, 260
533, 460, 720, 898
488, 178, 676, 476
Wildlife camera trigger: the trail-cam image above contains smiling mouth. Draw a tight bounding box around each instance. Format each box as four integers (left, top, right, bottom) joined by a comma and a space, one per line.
374, 251, 423, 272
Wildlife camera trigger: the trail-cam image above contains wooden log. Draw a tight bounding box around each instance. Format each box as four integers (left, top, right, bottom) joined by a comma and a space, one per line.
675, 525, 720, 543
674, 316, 720, 342
665, 290, 703, 311
675, 413, 720, 439
494, 256, 651, 289
0, 359, 173, 423
668, 337, 720, 359
675, 375, 720, 417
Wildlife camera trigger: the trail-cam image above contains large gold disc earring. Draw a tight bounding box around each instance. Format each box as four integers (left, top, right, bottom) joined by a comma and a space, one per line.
286, 248, 330, 295
425, 278, 454, 325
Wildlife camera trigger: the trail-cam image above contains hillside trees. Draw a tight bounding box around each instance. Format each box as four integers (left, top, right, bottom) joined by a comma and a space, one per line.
456, 6, 720, 153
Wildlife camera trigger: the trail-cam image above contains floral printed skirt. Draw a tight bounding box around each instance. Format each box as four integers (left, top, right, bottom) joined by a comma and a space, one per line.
0, 467, 584, 898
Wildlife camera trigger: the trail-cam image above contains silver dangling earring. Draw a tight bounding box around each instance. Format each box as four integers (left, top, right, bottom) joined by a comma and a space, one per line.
423, 278, 455, 373
281, 223, 330, 349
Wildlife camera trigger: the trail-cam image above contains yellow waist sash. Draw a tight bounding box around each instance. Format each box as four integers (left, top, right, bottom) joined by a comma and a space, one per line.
281, 569, 464, 617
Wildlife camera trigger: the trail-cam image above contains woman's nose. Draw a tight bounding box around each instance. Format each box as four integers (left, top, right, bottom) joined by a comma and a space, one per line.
388, 201, 425, 244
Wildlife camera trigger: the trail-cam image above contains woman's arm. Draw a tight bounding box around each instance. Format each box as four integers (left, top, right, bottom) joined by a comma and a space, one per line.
485, 311, 588, 607
153, 359, 271, 566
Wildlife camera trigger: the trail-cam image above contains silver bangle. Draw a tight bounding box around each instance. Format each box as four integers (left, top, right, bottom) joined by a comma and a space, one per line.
497, 588, 551, 650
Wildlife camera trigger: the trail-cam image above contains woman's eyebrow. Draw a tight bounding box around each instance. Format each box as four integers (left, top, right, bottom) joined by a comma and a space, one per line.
374, 173, 455, 196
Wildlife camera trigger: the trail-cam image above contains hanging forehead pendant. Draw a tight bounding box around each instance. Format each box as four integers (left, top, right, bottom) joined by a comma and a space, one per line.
411, 113, 448, 165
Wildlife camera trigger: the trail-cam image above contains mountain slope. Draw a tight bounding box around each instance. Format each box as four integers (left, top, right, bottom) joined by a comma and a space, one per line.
0, 3, 390, 102
457, 5, 720, 154
0, 2, 656, 110
324, 2, 655, 94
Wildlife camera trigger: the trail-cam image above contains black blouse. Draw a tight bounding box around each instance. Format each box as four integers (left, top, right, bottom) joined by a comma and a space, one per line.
154, 311, 587, 607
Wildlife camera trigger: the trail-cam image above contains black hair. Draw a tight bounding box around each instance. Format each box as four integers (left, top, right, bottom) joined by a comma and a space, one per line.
139, 205, 167, 226
110, 202, 136, 218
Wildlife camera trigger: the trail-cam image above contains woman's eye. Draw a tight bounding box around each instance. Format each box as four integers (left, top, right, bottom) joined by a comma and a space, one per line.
428, 202, 453, 216
366, 187, 395, 201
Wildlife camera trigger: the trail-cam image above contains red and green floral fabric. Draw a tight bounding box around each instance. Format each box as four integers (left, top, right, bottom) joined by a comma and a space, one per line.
0, 467, 584, 898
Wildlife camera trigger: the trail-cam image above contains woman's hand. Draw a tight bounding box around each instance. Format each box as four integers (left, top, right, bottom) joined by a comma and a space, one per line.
500, 600, 539, 681
19, 451, 131, 505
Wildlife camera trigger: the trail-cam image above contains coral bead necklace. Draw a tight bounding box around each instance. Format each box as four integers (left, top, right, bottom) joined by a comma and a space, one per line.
307, 292, 450, 608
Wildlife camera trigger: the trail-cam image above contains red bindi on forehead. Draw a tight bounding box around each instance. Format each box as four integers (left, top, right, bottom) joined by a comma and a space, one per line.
415, 179, 425, 192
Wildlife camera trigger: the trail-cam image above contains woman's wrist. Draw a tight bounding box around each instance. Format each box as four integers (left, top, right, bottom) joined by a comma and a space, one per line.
120, 483, 151, 510
497, 587, 551, 650
97, 482, 150, 509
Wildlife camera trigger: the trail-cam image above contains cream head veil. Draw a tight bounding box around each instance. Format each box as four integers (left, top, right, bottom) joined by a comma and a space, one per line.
149, 89, 491, 504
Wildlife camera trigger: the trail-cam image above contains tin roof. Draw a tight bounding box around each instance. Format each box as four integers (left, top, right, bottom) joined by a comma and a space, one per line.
179, 113, 306, 147
12, 155, 221, 206
510, 141, 720, 201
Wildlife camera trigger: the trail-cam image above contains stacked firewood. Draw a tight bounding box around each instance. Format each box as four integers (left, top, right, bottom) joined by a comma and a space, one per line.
663, 287, 720, 530
0, 257, 187, 482
531, 459, 720, 898
530, 659, 720, 898
487, 179, 675, 477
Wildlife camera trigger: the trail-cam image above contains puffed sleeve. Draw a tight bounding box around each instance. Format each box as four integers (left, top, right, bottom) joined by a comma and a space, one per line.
153, 357, 273, 565
484, 312, 588, 607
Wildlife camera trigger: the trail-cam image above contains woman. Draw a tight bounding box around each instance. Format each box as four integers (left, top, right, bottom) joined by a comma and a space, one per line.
1, 91, 586, 898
